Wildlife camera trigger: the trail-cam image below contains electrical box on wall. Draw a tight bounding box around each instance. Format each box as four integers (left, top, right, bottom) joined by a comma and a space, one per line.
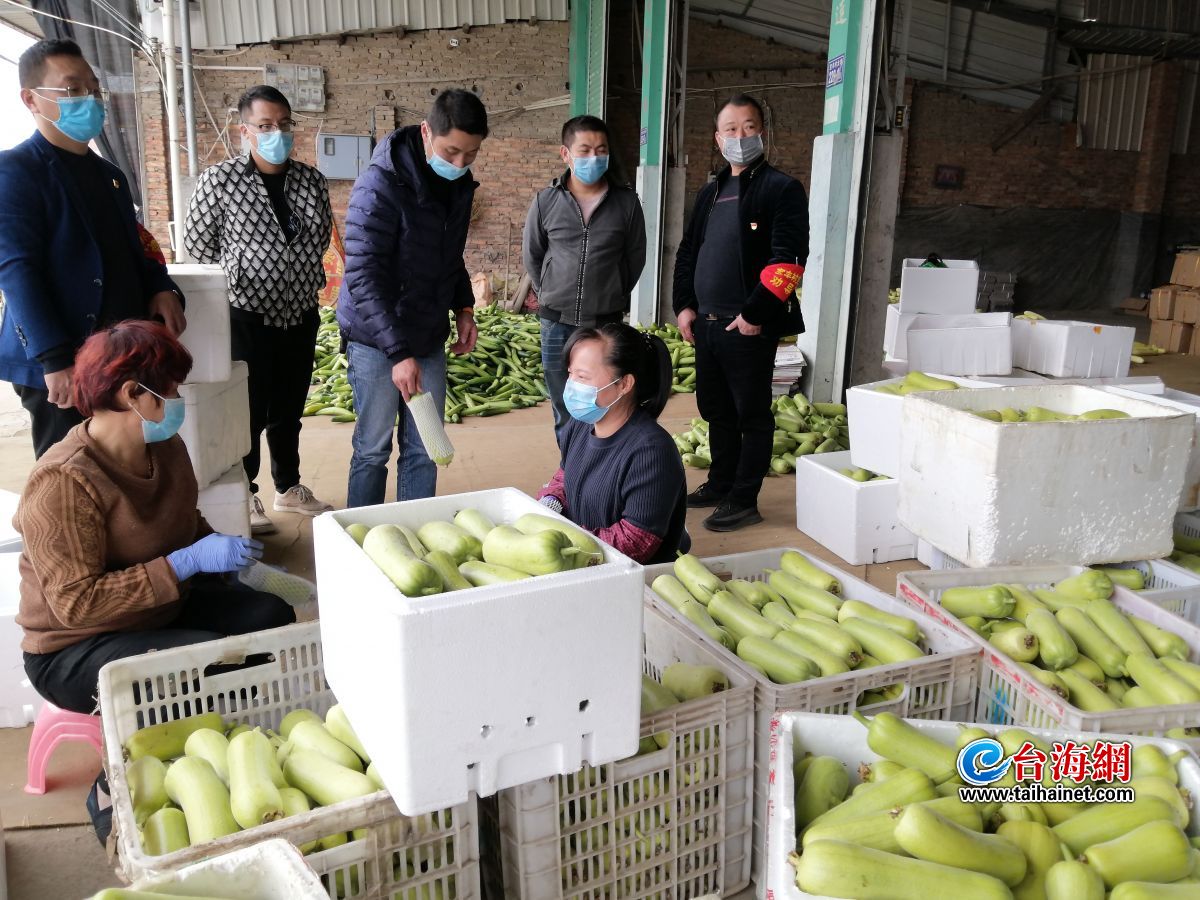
316, 133, 373, 180
264, 63, 325, 112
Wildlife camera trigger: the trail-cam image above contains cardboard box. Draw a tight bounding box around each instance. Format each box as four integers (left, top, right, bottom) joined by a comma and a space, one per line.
1151, 286, 1179, 320
1177, 291, 1200, 325
1191, 328, 1200, 357
1172, 251, 1200, 288
1169, 322, 1196, 353
1120, 296, 1150, 317
1150, 319, 1175, 349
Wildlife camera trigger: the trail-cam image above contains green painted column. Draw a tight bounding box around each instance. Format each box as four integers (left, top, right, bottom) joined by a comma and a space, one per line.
569, 0, 608, 117
823, 0, 866, 134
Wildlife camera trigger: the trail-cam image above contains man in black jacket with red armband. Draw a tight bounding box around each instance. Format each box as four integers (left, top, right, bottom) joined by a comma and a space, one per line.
673, 93, 809, 532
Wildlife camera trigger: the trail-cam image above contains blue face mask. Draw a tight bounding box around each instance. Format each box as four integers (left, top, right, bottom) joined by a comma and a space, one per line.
132, 384, 185, 444
429, 151, 468, 181
571, 155, 609, 185
41, 94, 106, 144
255, 130, 294, 165
563, 378, 621, 425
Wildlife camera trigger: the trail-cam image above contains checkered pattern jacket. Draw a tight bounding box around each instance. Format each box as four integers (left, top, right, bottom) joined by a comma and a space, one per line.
184, 154, 332, 327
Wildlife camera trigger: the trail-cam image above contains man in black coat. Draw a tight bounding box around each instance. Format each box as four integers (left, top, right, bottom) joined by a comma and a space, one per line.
338, 89, 486, 507
673, 94, 810, 532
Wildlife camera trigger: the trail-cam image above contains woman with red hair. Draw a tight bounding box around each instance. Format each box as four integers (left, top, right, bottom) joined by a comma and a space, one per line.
14, 320, 295, 714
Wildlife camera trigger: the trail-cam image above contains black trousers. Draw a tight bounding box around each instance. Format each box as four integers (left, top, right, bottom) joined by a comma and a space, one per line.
694, 315, 777, 506
23, 575, 296, 715
230, 308, 320, 495
13, 383, 85, 460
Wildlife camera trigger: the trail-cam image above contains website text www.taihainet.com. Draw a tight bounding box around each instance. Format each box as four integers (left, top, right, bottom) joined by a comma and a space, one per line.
958, 783, 1136, 804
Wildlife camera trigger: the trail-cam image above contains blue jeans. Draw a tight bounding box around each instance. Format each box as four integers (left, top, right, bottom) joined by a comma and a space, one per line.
346, 342, 448, 507
539, 317, 576, 446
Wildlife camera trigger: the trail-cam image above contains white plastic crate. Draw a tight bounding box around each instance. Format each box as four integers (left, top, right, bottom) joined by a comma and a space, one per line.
126, 839, 327, 899
794, 451, 916, 565
898, 384, 1194, 567
314, 488, 644, 816
845, 375, 996, 478
898, 258, 980, 314
168, 264, 233, 384
904, 312, 1014, 376
896, 567, 1200, 746
1012, 317, 1135, 378
99, 621, 480, 899
0, 553, 38, 728
765, 711, 1200, 900
1109, 386, 1200, 511
179, 361, 251, 489
196, 463, 251, 539
643, 548, 981, 885
497, 603, 754, 900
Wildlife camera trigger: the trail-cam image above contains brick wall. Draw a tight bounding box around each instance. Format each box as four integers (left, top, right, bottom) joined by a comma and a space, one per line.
137, 22, 569, 287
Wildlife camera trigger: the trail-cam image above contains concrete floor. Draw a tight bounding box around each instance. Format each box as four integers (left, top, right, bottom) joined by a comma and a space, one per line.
0, 309, 1191, 899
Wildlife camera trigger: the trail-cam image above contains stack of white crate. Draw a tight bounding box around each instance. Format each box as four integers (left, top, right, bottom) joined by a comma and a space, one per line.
168, 265, 251, 538
884, 258, 1015, 376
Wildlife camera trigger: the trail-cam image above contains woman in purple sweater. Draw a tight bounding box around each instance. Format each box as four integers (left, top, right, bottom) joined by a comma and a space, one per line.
537, 323, 688, 564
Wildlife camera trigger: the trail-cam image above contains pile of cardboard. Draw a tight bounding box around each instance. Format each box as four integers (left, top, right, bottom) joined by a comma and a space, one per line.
1148, 250, 1200, 354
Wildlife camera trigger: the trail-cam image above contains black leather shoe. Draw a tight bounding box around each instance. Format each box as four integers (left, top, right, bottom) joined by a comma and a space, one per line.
703, 501, 764, 532
686, 483, 727, 508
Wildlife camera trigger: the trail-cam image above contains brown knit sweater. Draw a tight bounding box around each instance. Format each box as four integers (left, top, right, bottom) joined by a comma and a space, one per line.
15, 423, 212, 654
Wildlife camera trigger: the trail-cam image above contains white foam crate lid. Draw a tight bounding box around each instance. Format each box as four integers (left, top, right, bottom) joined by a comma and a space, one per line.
794, 450, 915, 566
314, 488, 644, 816
168, 263, 233, 384
179, 361, 251, 489
99, 620, 481, 897
0, 553, 38, 728
905, 312, 1013, 377
1011, 317, 1135, 379
898, 258, 980, 314
846, 375, 999, 479
896, 566, 1200, 745
498, 602, 755, 900
1108, 386, 1200, 512
127, 838, 327, 899
643, 547, 981, 886
897, 384, 1194, 567
1044, 374, 1163, 393
764, 711, 1200, 900
197, 463, 251, 539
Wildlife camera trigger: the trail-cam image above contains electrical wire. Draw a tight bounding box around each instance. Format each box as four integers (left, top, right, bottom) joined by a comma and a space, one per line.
90, 0, 146, 42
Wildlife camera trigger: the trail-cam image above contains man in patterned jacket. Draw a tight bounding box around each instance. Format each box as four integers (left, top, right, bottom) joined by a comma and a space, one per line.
184, 85, 334, 534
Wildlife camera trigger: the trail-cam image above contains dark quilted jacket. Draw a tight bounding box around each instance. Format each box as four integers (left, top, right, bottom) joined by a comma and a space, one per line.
338, 126, 476, 362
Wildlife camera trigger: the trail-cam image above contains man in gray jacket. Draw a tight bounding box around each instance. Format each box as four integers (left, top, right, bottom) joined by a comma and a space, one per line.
523, 116, 646, 445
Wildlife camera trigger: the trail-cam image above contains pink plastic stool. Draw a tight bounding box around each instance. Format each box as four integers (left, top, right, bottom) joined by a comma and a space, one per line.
25, 702, 103, 795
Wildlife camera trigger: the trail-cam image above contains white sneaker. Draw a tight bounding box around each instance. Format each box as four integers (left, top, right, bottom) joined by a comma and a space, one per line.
249, 494, 277, 535
274, 484, 334, 516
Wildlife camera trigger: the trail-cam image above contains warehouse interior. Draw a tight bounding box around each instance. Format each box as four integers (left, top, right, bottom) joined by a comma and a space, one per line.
0, 0, 1199, 897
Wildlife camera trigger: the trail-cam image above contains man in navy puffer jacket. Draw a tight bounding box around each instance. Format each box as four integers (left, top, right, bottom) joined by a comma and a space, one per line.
338, 89, 486, 506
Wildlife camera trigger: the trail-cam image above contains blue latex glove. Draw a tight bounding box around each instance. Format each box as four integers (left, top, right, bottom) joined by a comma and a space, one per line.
167, 534, 264, 581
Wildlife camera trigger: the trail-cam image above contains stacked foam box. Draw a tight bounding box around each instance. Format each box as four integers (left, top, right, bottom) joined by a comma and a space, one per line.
167, 265, 251, 537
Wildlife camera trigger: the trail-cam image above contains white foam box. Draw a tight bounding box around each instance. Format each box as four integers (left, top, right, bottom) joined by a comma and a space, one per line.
0, 553, 39, 728
128, 839, 327, 899
168, 263, 233, 383
898, 384, 1194, 567
905, 312, 1013, 376
846, 375, 998, 478
898, 257, 980, 313
196, 463, 251, 539
795, 450, 916, 565
765, 711, 1200, 900
882, 305, 916, 358
1045, 374, 1163, 392
314, 488, 645, 816
179, 360, 251, 489
1012, 317, 1136, 378
1109, 386, 1200, 511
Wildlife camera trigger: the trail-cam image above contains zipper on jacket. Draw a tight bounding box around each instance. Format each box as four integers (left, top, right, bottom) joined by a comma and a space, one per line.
564, 184, 613, 326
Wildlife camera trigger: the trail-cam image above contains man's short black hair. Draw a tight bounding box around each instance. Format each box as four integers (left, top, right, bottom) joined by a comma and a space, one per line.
715, 93, 766, 127
428, 89, 489, 138
18, 39, 85, 90
238, 85, 291, 117
561, 115, 609, 148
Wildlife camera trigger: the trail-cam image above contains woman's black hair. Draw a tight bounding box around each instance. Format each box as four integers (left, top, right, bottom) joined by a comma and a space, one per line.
562, 322, 672, 419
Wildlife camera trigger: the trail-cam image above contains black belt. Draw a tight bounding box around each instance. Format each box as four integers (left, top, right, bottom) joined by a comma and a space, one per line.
701, 313, 737, 321
538, 308, 625, 326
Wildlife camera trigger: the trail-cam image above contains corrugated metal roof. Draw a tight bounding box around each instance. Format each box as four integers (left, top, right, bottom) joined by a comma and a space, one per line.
156, 0, 567, 49
1077, 52, 1151, 150
0, 5, 43, 38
